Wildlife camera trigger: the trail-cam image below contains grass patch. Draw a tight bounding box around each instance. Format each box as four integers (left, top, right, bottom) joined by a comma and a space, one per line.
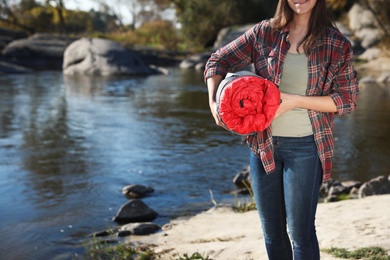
322, 247, 390, 260
233, 181, 257, 213
191, 235, 244, 244
176, 252, 209, 260
233, 199, 257, 213
84, 239, 154, 260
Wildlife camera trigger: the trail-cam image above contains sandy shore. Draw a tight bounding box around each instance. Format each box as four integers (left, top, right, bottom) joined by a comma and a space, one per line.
129, 194, 390, 260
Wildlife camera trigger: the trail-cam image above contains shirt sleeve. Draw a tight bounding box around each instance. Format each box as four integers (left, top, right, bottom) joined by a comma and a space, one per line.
329, 41, 359, 116
203, 22, 263, 82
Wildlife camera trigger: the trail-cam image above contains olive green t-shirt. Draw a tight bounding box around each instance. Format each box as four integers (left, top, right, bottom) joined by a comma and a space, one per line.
271, 52, 313, 137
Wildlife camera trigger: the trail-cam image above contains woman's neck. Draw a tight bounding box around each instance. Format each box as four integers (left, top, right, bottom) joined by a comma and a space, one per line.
289, 14, 310, 35
287, 16, 310, 54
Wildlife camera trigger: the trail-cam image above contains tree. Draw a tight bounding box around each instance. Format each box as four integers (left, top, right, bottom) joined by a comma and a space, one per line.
91, 0, 172, 30
46, 0, 67, 33
0, 0, 122, 34
0, 0, 36, 32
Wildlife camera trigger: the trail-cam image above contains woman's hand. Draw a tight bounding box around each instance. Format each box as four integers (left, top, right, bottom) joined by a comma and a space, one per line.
209, 101, 231, 131
209, 101, 222, 126
274, 92, 297, 118
274, 92, 338, 119
207, 75, 231, 131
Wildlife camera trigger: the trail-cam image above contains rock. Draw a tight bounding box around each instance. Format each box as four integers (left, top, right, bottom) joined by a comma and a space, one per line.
63, 37, 159, 76
2, 33, 76, 70
0, 60, 32, 74
340, 180, 362, 192
355, 57, 390, 78
133, 47, 183, 67
320, 179, 337, 198
180, 24, 265, 70
112, 199, 158, 224
349, 187, 360, 199
355, 28, 382, 49
0, 28, 27, 51
359, 76, 376, 83
377, 72, 390, 83
347, 3, 384, 49
359, 47, 381, 61
335, 22, 354, 38
335, 22, 357, 50
232, 165, 251, 189
348, 4, 377, 32
122, 184, 155, 199
88, 229, 118, 237
117, 230, 132, 237
359, 175, 390, 198
322, 179, 362, 202
119, 223, 161, 236
179, 52, 211, 70
195, 62, 205, 71
213, 24, 254, 50
328, 183, 348, 197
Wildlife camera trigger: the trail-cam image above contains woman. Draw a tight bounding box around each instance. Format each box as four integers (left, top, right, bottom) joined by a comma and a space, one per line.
204, 0, 359, 259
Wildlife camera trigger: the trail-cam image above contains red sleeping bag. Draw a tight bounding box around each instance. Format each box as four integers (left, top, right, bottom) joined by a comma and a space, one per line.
216, 71, 280, 135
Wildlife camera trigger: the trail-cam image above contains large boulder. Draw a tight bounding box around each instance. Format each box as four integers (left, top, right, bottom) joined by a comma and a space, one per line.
63, 37, 159, 76
0, 60, 32, 74
0, 27, 27, 52
2, 33, 76, 70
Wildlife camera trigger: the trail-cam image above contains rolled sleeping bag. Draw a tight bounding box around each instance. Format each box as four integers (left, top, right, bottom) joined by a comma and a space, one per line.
216, 71, 280, 135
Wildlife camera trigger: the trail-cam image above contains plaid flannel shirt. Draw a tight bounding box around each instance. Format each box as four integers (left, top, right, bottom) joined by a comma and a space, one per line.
204, 19, 359, 182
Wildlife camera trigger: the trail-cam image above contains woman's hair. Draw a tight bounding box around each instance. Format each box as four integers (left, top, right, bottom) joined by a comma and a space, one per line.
271, 0, 335, 55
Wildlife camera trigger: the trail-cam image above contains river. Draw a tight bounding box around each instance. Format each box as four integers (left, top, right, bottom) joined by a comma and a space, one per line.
0, 68, 389, 259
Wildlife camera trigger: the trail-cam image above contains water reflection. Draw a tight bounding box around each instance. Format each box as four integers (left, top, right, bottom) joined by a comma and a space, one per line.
15, 77, 89, 211
333, 82, 390, 181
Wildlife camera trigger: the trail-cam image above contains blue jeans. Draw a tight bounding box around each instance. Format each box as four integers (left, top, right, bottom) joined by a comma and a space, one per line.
249, 135, 322, 260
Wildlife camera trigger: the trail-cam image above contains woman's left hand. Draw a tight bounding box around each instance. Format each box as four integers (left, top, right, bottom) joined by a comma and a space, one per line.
274, 92, 338, 118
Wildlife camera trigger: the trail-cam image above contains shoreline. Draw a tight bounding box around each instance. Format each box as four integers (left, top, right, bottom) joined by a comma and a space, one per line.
128, 194, 390, 259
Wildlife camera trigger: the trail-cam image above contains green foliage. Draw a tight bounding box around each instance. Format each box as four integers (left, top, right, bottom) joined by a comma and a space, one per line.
176, 252, 210, 260
106, 20, 182, 51
322, 247, 390, 260
136, 20, 182, 50
171, 0, 277, 49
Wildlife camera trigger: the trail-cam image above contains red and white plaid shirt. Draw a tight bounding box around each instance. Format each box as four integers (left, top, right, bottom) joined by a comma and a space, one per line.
204, 19, 359, 182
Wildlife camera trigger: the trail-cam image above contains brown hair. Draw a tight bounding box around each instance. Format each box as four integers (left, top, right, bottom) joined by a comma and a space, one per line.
271, 0, 335, 55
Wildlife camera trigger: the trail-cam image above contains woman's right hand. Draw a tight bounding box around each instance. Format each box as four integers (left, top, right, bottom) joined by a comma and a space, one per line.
209, 101, 231, 131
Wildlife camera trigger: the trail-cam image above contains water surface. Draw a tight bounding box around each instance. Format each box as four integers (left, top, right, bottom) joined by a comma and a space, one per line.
0, 70, 389, 259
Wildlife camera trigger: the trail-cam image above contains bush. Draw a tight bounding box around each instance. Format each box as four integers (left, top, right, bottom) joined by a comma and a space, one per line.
106, 20, 182, 51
